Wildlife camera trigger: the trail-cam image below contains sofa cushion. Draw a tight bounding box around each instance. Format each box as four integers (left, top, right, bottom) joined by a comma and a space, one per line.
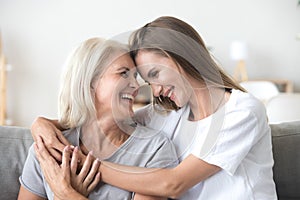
270, 121, 300, 200
0, 126, 32, 200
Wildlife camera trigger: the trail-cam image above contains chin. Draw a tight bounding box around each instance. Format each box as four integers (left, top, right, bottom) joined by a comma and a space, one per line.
118, 108, 134, 119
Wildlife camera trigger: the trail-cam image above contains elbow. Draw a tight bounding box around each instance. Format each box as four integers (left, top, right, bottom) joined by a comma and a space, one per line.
161, 178, 187, 199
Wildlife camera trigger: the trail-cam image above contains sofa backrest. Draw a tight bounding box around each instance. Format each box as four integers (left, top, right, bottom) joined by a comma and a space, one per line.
0, 122, 299, 200
270, 121, 300, 200
0, 126, 33, 200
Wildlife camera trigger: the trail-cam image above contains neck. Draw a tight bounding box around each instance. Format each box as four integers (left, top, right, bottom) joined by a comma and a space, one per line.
80, 115, 135, 159
188, 87, 228, 121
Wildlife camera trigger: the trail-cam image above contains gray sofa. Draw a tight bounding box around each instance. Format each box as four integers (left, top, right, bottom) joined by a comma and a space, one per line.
0, 122, 299, 200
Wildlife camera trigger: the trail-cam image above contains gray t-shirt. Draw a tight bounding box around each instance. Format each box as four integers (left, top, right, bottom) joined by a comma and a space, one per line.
20, 125, 178, 200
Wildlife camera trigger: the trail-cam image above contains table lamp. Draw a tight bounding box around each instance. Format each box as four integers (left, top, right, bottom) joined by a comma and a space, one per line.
230, 41, 248, 82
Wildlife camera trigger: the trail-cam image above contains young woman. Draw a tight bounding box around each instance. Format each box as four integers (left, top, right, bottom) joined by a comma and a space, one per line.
31, 16, 277, 199
18, 38, 177, 200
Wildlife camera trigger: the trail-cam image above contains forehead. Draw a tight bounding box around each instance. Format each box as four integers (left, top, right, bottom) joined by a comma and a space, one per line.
135, 50, 165, 64
135, 50, 178, 72
107, 53, 135, 71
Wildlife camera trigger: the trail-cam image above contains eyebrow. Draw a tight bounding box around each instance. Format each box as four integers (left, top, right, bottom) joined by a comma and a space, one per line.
117, 66, 130, 71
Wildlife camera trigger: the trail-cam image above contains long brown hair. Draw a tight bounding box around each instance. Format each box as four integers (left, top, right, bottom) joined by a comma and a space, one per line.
130, 16, 245, 110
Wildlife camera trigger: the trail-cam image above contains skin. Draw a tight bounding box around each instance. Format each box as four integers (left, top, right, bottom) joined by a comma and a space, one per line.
19, 54, 165, 200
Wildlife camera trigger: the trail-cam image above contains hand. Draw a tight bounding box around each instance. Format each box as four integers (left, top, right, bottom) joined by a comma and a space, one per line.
31, 117, 70, 161
69, 147, 101, 196
34, 137, 100, 199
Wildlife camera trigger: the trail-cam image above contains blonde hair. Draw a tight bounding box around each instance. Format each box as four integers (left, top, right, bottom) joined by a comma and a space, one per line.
130, 16, 245, 110
59, 38, 129, 129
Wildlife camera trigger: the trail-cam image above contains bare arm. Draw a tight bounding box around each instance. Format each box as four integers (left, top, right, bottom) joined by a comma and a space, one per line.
18, 186, 47, 200
100, 155, 220, 199
31, 117, 70, 161
134, 194, 166, 200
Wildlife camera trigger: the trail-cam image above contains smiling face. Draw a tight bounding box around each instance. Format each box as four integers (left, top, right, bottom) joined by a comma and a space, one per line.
94, 53, 139, 121
135, 50, 193, 108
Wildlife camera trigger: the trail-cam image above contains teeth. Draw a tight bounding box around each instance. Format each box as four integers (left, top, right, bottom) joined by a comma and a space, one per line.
167, 89, 173, 98
121, 94, 134, 100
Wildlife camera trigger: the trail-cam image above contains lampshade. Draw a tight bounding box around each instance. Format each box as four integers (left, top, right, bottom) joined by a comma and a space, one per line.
230, 41, 248, 61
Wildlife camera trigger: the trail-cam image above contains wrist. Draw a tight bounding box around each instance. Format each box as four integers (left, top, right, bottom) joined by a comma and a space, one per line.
56, 186, 87, 200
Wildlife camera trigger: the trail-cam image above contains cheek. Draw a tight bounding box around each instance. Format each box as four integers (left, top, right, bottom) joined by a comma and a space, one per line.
95, 80, 118, 102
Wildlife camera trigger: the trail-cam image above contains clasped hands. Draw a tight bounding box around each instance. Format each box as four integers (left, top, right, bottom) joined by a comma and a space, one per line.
34, 136, 101, 200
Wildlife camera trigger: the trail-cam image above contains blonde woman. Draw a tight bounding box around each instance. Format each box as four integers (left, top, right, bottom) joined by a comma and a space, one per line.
18, 38, 177, 200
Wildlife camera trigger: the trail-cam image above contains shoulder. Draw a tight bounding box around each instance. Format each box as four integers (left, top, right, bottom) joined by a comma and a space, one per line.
221, 89, 270, 139
132, 125, 172, 144
228, 89, 267, 121
129, 125, 178, 168
129, 125, 176, 155
133, 104, 154, 125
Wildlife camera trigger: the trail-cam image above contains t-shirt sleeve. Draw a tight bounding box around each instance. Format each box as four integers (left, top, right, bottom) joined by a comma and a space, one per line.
145, 136, 179, 169
19, 145, 47, 198
193, 109, 263, 176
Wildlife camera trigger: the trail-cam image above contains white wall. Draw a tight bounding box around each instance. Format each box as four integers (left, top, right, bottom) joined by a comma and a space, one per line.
0, 0, 300, 127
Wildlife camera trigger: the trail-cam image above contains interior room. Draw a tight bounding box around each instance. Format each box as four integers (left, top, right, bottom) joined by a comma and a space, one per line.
0, 0, 300, 127
1, 1, 300, 200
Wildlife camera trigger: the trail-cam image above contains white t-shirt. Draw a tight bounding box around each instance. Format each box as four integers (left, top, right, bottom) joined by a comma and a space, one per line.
134, 89, 277, 200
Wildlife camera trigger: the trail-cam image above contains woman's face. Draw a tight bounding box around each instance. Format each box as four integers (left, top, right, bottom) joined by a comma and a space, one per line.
94, 53, 139, 120
135, 50, 193, 108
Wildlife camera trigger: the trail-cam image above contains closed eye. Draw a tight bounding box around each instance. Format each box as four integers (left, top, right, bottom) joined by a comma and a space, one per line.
120, 69, 130, 78
148, 69, 159, 78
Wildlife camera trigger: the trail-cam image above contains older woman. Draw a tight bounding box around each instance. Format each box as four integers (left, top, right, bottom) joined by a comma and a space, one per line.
18, 38, 177, 200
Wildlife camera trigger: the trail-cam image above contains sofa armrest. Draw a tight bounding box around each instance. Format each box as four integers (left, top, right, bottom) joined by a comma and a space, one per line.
0, 126, 33, 200
270, 121, 300, 200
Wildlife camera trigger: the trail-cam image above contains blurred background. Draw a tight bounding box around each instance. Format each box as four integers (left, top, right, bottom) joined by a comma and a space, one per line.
0, 0, 300, 127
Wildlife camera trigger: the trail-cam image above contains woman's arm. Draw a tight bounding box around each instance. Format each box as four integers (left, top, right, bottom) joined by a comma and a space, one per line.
18, 186, 47, 200
134, 194, 166, 200
101, 155, 220, 199
31, 117, 70, 161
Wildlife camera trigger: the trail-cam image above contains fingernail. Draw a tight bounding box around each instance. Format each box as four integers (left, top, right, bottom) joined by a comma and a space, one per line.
89, 151, 93, 156
74, 146, 78, 152
33, 142, 38, 150
64, 145, 70, 152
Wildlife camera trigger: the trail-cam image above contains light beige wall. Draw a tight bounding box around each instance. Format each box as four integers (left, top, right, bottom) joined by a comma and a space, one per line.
0, 0, 299, 127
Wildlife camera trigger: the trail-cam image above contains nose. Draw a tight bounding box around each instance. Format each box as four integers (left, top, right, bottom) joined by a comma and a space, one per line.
129, 76, 139, 89
151, 84, 162, 97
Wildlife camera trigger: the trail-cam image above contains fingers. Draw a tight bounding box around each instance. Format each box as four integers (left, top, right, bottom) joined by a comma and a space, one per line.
77, 149, 87, 169
83, 159, 101, 189
61, 145, 72, 169
47, 130, 69, 153
48, 148, 63, 162
34, 136, 59, 170
87, 171, 101, 193
34, 136, 52, 162
31, 116, 69, 156
78, 151, 94, 180
57, 130, 71, 147
70, 146, 79, 175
